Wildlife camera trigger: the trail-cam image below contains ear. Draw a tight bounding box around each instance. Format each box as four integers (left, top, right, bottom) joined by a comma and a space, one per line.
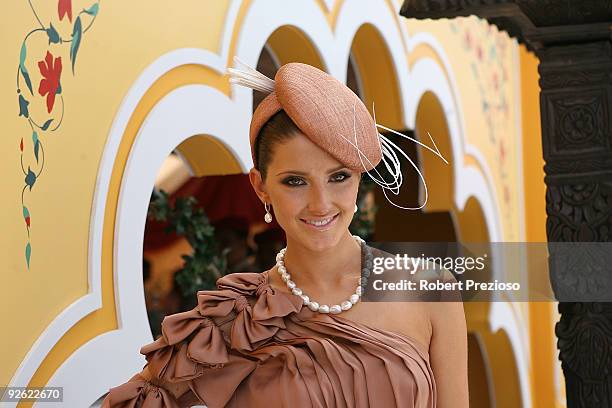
249, 167, 270, 204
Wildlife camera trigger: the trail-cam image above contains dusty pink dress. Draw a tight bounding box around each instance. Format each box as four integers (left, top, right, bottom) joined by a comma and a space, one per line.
102, 270, 436, 407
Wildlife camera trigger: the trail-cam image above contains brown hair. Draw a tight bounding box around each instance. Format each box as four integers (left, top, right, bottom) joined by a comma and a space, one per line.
255, 110, 301, 180
255, 110, 364, 183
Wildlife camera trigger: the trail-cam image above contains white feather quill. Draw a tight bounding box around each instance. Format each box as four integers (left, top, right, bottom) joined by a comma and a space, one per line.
227, 56, 275, 94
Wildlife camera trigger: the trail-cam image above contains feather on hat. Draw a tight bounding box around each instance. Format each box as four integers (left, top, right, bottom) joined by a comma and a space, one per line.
228, 56, 447, 210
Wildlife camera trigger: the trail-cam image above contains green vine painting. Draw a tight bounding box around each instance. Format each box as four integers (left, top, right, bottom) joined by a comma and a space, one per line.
17, 0, 100, 269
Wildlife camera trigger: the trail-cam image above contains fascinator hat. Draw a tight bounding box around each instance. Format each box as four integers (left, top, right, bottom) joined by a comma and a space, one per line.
227, 56, 447, 210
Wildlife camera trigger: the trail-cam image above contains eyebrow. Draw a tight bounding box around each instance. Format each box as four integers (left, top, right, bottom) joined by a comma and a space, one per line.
276, 165, 347, 176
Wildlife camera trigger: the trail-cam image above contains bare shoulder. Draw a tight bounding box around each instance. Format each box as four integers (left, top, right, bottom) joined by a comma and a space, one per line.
426, 270, 469, 407
423, 268, 465, 328
386, 280, 464, 350
428, 297, 466, 331
364, 246, 441, 348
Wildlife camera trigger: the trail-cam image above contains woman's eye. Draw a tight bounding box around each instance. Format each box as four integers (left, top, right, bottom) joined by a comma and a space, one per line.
282, 173, 350, 186
283, 177, 305, 186
331, 172, 350, 182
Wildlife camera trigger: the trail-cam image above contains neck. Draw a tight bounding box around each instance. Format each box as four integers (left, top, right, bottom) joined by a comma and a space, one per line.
282, 231, 362, 293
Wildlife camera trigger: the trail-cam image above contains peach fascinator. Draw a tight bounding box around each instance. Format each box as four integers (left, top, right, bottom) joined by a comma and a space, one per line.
227, 56, 447, 210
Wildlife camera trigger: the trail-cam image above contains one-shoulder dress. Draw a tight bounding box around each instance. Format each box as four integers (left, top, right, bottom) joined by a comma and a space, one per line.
101, 268, 437, 407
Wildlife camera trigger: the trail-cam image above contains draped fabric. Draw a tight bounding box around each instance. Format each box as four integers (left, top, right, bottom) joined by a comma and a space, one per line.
102, 270, 436, 407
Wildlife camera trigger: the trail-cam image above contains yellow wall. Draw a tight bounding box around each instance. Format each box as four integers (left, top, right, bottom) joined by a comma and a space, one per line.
519, 45, 564, 408
408, 16, 522, 242
1, 0, 231, 388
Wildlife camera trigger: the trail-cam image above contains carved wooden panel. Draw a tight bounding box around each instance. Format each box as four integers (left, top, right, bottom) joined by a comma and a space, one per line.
543, 91, 610, 157
556, 302, 612, 407
546, 182, 612, 242
533, 32, 612, 408
401, 0, 612, 26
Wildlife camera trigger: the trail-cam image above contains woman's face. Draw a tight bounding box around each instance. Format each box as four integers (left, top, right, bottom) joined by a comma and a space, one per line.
250, 131, 360, 252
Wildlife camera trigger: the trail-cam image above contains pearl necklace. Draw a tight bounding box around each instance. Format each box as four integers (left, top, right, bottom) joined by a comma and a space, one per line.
275, 235, 373, 314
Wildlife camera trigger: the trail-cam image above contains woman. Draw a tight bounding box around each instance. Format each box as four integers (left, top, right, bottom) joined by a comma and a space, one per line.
102, 60, 468, 407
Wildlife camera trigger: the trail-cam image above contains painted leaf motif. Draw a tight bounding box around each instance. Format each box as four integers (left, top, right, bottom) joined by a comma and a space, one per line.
20, 138, 24, 152
84, 3, 99, 15
23, 206, 31, 227
46, 23, 60, 44
18, 94, 29, 118
70, 16, 82, 74
26, 242, 31, 269
19, 42, 33, 94
20, 66, 33, 95
33, 131, 40, 162
19, 41, 27, 66
41, 119, 53, 131
25, 167, 36, 190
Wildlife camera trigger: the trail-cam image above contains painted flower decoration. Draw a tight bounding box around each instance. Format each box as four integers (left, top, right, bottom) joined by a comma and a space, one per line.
58, 0, 73, 22
17, 0, 100, 270
38, 51, 62, 113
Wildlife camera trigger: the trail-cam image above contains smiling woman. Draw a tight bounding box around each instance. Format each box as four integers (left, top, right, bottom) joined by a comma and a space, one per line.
250, 116, 361, 252
101, 60, 468, 408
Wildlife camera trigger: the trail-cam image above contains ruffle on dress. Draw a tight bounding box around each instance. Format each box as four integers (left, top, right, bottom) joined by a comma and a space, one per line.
101, 374, 180, 408
102, 271, 436, 407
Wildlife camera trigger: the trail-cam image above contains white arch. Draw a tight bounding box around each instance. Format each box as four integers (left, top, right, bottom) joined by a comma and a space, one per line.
47, 49, 249, 407
8, 1, 530, 407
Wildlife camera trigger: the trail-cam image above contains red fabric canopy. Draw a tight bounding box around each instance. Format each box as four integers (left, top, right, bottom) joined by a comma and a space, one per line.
144, 174, 281, 251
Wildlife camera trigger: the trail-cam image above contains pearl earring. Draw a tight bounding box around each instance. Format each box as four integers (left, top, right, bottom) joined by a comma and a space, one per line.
264, 202, 272, 223
354, 204, 358, 213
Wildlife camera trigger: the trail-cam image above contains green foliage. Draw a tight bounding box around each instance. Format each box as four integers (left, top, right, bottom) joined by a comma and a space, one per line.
70, 16, 82, 74
148, 189, 229, 301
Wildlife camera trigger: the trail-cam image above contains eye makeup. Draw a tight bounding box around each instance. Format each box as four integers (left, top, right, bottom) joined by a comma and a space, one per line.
281, 172, 352, 187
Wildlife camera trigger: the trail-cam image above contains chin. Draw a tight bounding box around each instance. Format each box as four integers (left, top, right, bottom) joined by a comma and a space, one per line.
303, 236, 339, 252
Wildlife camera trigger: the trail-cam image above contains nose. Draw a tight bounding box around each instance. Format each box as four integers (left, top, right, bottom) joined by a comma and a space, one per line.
307, 182, 334, 215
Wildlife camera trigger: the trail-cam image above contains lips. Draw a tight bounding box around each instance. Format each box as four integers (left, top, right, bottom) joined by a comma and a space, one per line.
300, 213, 339, 230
